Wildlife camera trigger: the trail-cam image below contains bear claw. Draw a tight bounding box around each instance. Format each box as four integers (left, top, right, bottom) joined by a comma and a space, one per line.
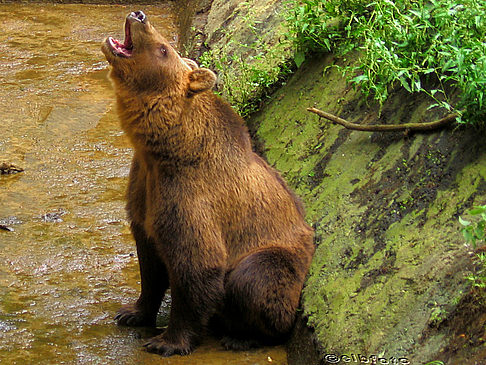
143, 335, 193, 357
114, 304, 155, 327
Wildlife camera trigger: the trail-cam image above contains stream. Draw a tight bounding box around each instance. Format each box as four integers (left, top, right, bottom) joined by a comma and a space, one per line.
0, 3, 287, 364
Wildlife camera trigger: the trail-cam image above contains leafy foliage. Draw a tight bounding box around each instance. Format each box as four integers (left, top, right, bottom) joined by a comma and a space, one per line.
460, 205, 486, 249
286, 0, 486, 126
197, 2, 293, 118
460, 205, 486, 288
200, 49, 291, 118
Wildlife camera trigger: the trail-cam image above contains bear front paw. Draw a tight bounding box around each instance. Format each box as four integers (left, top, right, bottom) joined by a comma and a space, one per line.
143, 333, 194, 357
114, 303, 155, 327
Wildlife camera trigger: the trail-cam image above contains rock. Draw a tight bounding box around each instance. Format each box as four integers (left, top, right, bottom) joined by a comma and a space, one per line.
0, 162, 23, 175
0, 225, 14, 232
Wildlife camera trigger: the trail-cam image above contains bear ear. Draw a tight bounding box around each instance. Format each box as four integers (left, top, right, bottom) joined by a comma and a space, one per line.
182, 57, 199, 70
188, 68, 217, 94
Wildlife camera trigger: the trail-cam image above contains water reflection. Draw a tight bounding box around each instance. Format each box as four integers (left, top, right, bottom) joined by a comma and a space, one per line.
0, 3, 287, 364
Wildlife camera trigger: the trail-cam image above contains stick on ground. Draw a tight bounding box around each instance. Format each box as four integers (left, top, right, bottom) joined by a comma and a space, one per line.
307, 107, 457, 132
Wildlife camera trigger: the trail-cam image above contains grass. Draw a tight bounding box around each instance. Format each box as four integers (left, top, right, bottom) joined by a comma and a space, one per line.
285, 0, 486, 126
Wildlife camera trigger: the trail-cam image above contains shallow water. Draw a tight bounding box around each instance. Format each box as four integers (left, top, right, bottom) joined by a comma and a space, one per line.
0, 4, 287, 364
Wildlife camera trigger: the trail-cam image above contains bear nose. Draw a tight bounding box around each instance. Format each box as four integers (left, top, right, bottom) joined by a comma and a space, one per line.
130, 11, 146, 24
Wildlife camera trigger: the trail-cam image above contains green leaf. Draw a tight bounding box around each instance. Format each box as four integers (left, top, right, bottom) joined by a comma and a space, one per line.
352, 74, 369, 83
414, 78, 422, 91
323, 38, 331, 51
459, 216, 471, 226
294, 51, 306, 68
474, 226, 485, 240
399, 77, 412, 92
462, 229, 476, 246
470, 207, 486, 215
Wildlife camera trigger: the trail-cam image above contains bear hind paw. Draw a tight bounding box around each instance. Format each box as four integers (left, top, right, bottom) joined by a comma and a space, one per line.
143, 334, 194, 357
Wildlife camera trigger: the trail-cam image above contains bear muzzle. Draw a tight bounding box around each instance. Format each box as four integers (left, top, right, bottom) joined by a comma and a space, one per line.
128, 11, 146, 24
103, 10, 147, 59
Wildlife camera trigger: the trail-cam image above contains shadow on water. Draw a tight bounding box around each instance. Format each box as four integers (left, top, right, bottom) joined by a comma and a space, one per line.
0, 3, 287, 364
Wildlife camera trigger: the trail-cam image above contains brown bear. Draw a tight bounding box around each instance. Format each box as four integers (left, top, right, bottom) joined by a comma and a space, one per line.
101, 10, 315, 357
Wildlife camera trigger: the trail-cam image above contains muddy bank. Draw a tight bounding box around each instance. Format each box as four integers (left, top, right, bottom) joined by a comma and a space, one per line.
179, 1, 486, 364
252, 54, 486, 365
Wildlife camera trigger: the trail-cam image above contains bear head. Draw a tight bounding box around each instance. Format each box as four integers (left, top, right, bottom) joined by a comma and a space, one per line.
101, 11, 216, 96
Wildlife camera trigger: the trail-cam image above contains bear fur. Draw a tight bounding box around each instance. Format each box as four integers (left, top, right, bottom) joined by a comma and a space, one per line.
101, 11, 315, 356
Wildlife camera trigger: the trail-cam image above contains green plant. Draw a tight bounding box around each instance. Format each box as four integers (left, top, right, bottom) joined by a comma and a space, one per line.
429, 305, 447, 326
285, 0, 369, 56
460, 205, 486, 248
199, 0, 293, 118
285, 0, 486, 126
460, 205, 486, 288
200, 48, 291, 117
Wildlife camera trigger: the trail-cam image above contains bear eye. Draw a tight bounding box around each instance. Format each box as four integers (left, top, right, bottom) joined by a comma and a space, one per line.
159, 45, 167, 56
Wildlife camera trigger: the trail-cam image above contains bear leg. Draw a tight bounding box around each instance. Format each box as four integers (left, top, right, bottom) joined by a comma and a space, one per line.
115, 223, 169, 327
221, 245, 308, 349
144, 265, 225, 356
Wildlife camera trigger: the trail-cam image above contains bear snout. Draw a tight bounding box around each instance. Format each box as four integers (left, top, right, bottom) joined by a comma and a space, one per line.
128, 11, 146, 24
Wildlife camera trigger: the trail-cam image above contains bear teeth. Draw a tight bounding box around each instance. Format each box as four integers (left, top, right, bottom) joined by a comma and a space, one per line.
108, 37, 133, 58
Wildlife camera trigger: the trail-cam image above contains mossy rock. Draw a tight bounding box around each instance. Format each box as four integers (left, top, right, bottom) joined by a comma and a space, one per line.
250, 54, 486, 364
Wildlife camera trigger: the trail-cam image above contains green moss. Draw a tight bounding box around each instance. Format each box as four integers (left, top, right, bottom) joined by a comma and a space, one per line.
250, 52, 486, 362
196, 0, 293, 117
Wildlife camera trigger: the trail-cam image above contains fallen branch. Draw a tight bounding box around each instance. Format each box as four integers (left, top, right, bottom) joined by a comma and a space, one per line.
307, 107, 457, 132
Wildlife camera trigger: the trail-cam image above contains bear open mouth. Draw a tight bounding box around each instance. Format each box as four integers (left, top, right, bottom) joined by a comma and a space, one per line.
107, 20, 133, 58
106, 11, 146, 58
